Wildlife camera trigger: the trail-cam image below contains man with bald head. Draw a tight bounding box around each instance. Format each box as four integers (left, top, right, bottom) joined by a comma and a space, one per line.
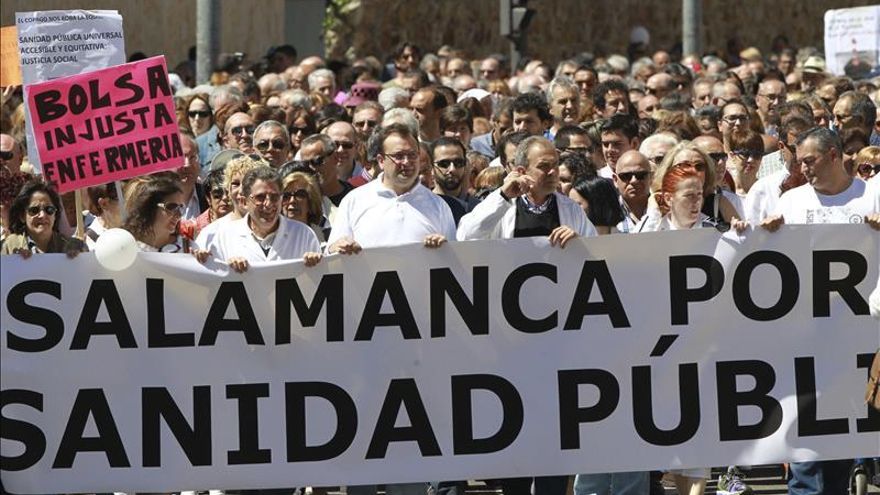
712, 81, 743, 107
222, 112, 255, 154
756, 79, 787, 135
324, 121, 367, 186
612, 150, 653, 233
0, 134, 23, 174
645, 73, 674, 100
637, 95, 659, 119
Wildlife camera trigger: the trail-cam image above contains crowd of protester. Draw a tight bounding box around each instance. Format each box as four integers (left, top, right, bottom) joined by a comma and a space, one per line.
1, 29, 880, 495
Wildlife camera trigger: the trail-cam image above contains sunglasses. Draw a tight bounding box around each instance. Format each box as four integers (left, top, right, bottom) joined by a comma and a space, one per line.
255, 139, 287, 152
188, 110, 211, 119
282, 189, 310, 201
26, 205, 58, 216
857, 163, 880, 176
289, 125, 313, 135
434, 158, 467, 169
250, 192, 281, 204
354, 119, 379, 129
209, 189, 228, 199
732, 149, 763, 160
230, 125, 255, 137
0, 151, 13, 160
334, 140, 355, 150
708, 152, 727, 163
723, 114, 750, 124
615, 171, 650, 182
157, 202, 184, 215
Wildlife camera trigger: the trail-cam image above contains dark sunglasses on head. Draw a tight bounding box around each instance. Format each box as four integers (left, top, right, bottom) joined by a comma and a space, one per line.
230, 125, 255, 137
26, 205, 58, 216
157, 202, 184, 215
615, 171, 651, 182
857, 163, 880, 176
255, 139, 287, 152
434, 158, 467, 169
188, 110, 211, 119
0, 151, 13, 160
282, 189, 310, 201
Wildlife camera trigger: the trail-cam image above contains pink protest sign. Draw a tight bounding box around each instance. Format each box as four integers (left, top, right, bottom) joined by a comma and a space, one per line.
26, 55, 183, 193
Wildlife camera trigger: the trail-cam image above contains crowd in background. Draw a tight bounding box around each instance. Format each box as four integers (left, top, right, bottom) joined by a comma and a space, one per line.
1, 26, 880, 495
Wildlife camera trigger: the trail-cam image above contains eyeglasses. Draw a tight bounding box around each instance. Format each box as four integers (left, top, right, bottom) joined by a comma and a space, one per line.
230, 125, 255, 137
354, 119, 378, 129
249, 192, 281, 204
857, 163, 880, 177
26, 205, 58, 216
722, 114, 750, 124
334, 140, 355, 150
675, 160, 707, 171
157, 202, 184, 215
732, 149, 763, 161
209, 189, 228, 200
188, 110, 211, 119
615, 171, 651, 182
383, 151, 420, 163
758, 93, 784, 102
708, 152, 727, 163
255, 139, 287, 152
0, 151, 14, 160
434, 158, 467, 169
282, 189, 310, 201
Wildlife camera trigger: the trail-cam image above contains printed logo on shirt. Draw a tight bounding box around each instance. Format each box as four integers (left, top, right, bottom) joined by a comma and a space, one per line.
804, 207, 864, 225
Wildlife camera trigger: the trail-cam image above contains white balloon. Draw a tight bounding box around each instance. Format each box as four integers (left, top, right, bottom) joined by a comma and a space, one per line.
94, 228, 138, 271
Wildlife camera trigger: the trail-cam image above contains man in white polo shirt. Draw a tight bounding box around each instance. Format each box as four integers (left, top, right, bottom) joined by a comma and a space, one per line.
327, 122, 456, 254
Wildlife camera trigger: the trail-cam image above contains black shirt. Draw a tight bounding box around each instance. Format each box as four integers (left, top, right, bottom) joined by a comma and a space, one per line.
327, 180, 354, 207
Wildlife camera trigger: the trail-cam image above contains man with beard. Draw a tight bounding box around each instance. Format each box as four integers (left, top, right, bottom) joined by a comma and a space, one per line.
431, 136, 480, 224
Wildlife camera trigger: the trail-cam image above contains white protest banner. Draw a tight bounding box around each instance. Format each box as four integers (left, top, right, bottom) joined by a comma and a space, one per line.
15, 9, 125, 170
824, 6, 880, 77
1, 226, 878, 493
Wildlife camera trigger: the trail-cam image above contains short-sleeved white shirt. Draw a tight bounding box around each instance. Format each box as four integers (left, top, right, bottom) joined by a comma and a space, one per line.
773, 179, 880, 225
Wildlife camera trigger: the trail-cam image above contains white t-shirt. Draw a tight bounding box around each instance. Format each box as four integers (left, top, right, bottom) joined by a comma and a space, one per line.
720, 188, 745, 220
597, 165, 614, 179
212, 215, 320, 263
743, 170, 788, 224
773, 179, 880, 225
326, 175, 457, 250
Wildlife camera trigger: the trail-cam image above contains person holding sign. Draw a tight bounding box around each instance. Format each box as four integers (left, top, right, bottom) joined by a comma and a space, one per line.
1, 178, 86, 257
212, 166, 322, 271
457, 135, 594, 495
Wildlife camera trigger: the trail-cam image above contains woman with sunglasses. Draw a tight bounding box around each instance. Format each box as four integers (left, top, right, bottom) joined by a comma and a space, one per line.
179, 94, 214, 137
854, 146, 880, 182
122, 177, 186, 252
281, 171, 327, 243
194, 169, 232, 233
1, 178, 86, 258
288, 108, 316, 157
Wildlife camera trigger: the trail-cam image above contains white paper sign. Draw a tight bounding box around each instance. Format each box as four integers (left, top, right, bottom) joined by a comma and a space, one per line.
824, 6, 880, 76
15, 9, 125, 171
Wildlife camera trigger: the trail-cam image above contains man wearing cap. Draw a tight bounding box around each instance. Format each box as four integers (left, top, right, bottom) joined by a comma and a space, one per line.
801, 56, 828, 93
344, 82, 381, 116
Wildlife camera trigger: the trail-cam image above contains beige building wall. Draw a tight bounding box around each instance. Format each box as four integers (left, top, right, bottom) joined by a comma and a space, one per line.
1, 0, 286, 69
3, 0, 877, 70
